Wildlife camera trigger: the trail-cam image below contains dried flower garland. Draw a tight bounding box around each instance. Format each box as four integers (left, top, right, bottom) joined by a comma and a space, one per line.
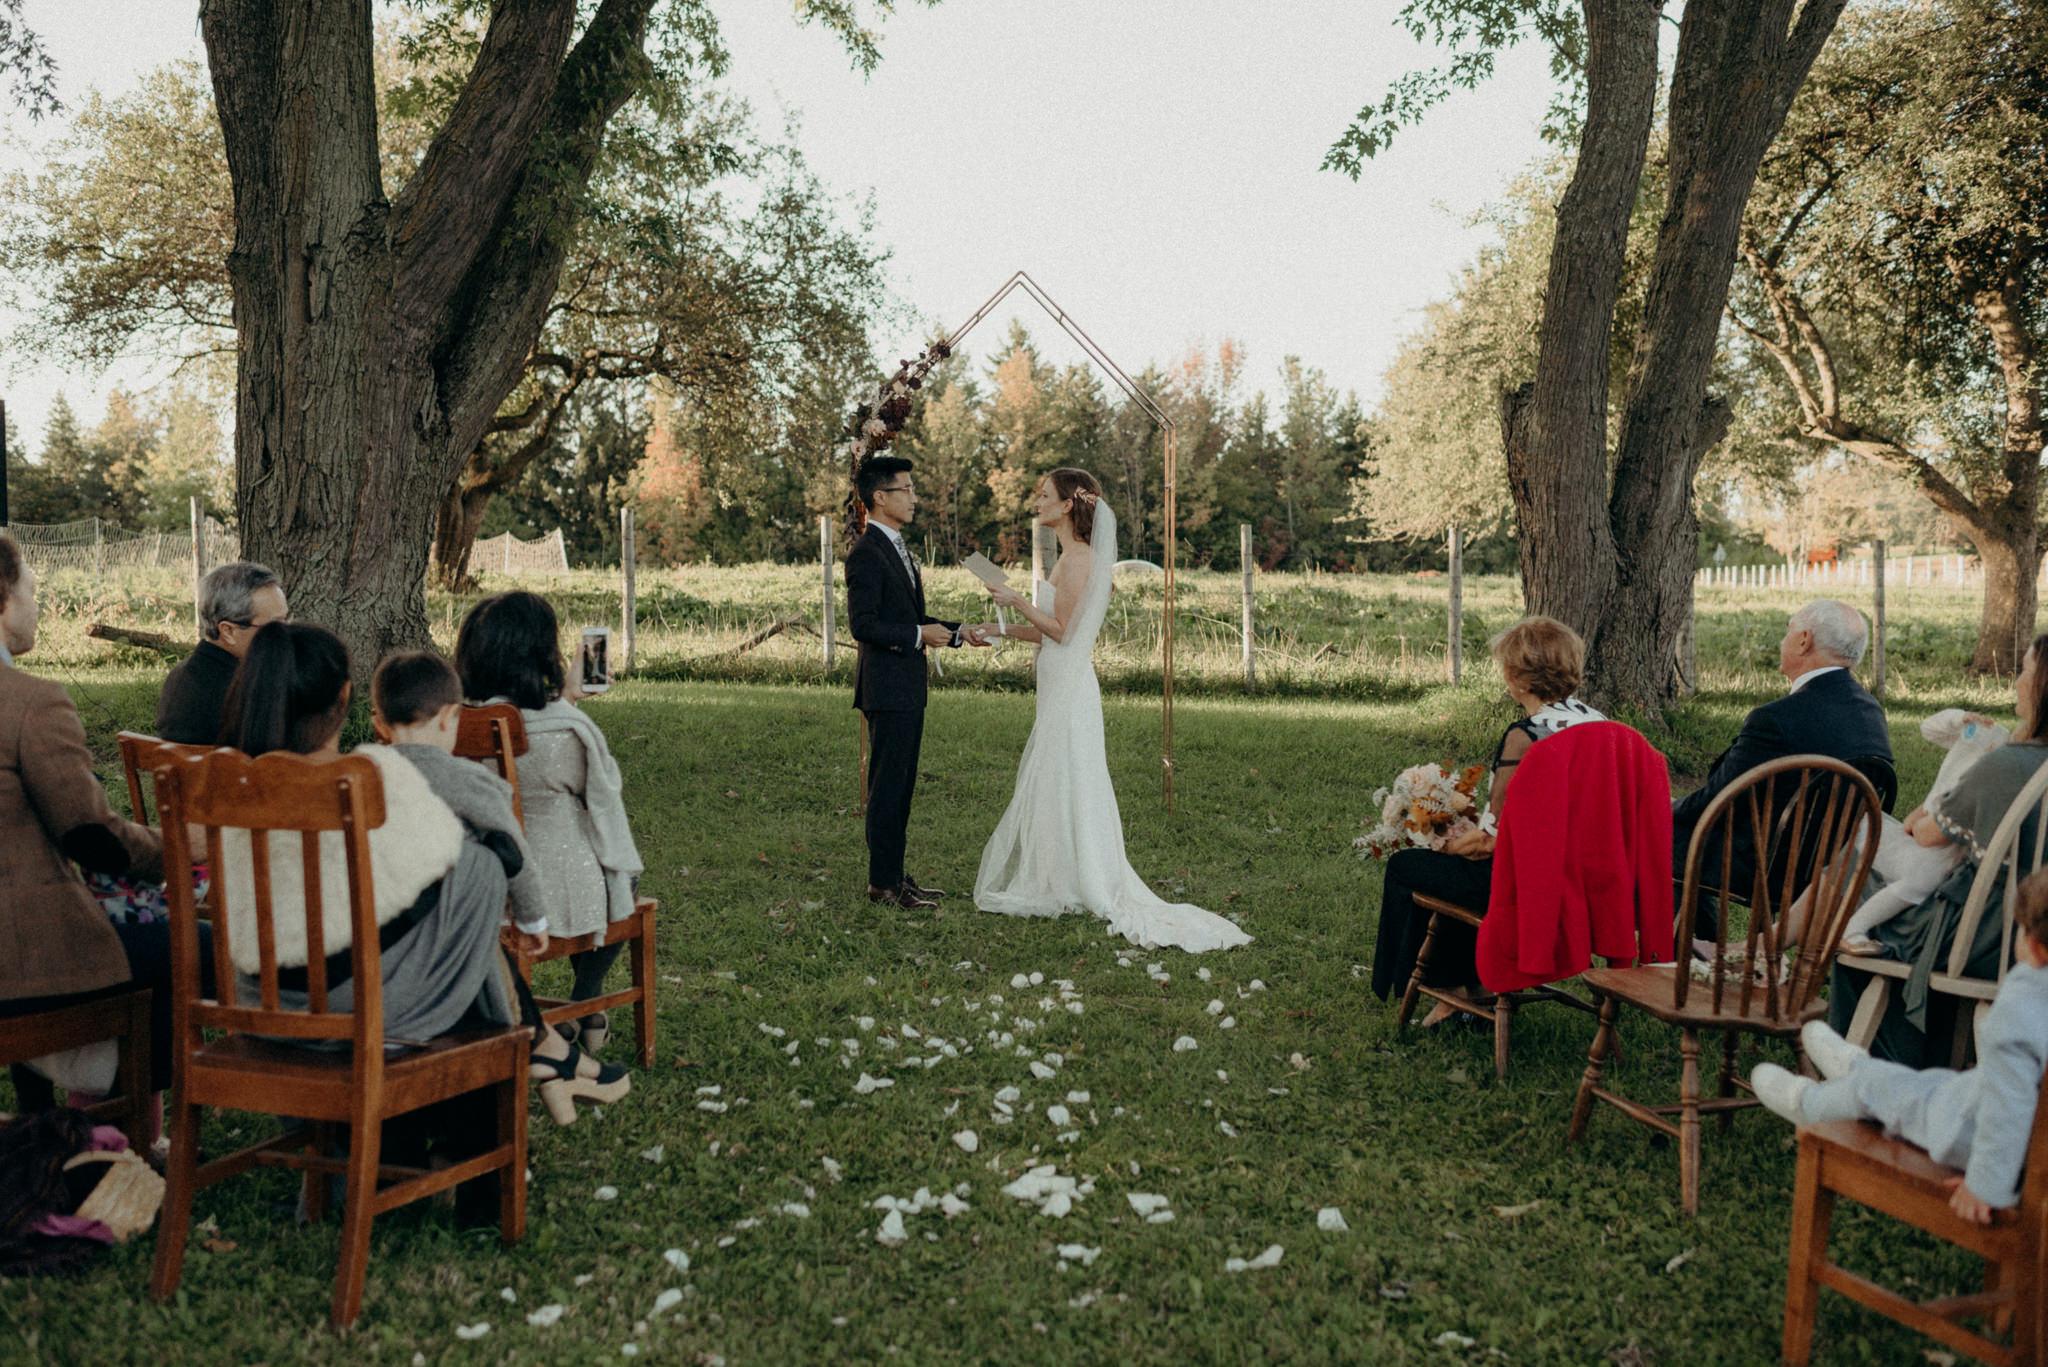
839, 338, 954, 465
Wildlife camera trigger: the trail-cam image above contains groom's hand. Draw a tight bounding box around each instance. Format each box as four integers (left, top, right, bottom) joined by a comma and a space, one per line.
962, 624, 994, 646
920, 624, 954, 647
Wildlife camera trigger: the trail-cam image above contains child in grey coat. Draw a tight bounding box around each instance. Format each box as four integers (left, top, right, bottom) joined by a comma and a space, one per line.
1754, 866, 2048, 1224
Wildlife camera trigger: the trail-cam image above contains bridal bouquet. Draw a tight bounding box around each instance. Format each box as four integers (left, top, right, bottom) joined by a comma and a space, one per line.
1352, 762, 1489, 861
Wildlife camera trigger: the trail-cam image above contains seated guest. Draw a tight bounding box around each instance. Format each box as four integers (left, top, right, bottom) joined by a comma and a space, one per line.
456, 592, 643, 1055
1830, 632, 2048, 1063
1370, 616, 1607, 1024
156, 561, 288, 744
0, 530, 212, 1115
1672, 599, 1891, 940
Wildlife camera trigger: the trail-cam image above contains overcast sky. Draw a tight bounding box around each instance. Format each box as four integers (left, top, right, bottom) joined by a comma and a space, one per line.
1, 0, 1562, 451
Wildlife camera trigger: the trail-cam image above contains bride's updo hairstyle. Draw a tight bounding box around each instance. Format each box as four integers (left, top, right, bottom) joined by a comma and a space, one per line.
1046, 467, 1103, 542
1489, 615, 1585, 704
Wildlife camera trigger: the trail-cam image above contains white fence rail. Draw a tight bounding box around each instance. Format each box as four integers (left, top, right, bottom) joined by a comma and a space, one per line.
1692, 553, 2032, 593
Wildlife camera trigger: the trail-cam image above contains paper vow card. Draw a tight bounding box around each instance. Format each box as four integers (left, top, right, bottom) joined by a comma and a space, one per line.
962, 552, 1007, 587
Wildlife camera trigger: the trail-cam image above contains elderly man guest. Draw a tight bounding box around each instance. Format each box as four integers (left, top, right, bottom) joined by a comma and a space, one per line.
156, 561, 288, 744
1672, 599, 1892, 940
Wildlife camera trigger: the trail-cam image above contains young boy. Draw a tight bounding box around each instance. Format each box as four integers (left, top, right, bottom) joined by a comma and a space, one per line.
371, 649, 550, 948
1753, 866, 2048, 1225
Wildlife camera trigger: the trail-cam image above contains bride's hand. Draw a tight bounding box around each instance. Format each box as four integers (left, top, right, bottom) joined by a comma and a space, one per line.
989, 583, 1027, 610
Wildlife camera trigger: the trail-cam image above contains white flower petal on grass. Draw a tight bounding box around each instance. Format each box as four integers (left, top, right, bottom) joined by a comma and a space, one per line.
902, 1023, 921, 1039
1317, 1208, 1350, 1232
758, 1022, 786, 1038
1030, 1061, 1057, 1080
1056, 1244, 1102, 1266
1664, 1248, 1696, 1274
1249, 979, 1267, 992
995, 1085, 1021, 1105
1219, 1121, 1239, 1138
1117, 956, 1132, 967
1146, 1210, 1176, 1224
1041, 1191, 1074, 1218
1066, 1090, 1091, 1104
621, 1345, 640, 1357
778, 1202, 811, 1219
697, 1100, 728, 1113
454, 1323, 491, 1340
499, 1287, 516, 1303
852, 1072, 894, 1095
1206, 999, 1225, 1015
1197, 967, 1212, 981
695, 1084, 722, 1096
1434, 1332, 1477, 1349
1219, 1016, 1236, 1030
1010, 973, 1032, 988
639, 1145, 665, 1164
716, 1236, 736, 1248
953, 1130, 980, 1153
527, 1305, 567, 1327
1172, 1036, 1199, 1052
594, 1186, 619, 1201
876, 1210, 908, 1247
821, 1157, 843, 1182
1223, 1245, 1285, 1273
1126, 1193, 1170, 1218
663, 1248, 691, 1274
783, 1041, 800, 1056
651, 1289, 685, 1315
1045, 1105, 1072, 1127
939, 1193, 971, 1217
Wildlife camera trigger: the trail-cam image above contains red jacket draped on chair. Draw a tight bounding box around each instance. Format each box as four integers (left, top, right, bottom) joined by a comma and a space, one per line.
1476, 721, 1676, 992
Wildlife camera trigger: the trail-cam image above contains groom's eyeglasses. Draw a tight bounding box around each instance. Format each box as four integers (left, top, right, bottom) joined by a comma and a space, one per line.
875, 483, 915, 497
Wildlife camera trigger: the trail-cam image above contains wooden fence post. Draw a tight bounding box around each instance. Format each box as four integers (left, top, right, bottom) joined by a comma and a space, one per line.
1448, 526, 1464, 685
1873, 537, 1888, 701
1239, 523, 1254, 687
619, 505, 637, 673
821, 514, 836, 669
189, 498, 204, 636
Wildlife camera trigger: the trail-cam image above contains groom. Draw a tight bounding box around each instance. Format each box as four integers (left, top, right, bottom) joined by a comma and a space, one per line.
846, 456, 986, 909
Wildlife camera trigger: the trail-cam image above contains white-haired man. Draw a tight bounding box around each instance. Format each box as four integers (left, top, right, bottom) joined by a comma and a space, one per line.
1673, 599, 1893, 940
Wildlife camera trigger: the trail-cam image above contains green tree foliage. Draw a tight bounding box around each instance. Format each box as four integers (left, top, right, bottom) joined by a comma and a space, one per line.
1728, 0, 2047, 670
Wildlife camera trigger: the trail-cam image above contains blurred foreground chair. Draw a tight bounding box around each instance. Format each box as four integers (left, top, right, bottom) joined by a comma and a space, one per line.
1568, 756, 1882, 1215
1398, 721, 1674, 1078
146, 747, 529, 1328
0, 991, 152, 1153
453, 703, 659, 1068
1781, 1067, 2048, 1365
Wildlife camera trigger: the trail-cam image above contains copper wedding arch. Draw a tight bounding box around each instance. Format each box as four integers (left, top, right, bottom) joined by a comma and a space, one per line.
938, 271, 1180, 810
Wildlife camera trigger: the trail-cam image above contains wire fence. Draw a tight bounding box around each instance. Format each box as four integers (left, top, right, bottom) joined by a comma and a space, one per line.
473, 528, 570, 576
11, 516, 242, 579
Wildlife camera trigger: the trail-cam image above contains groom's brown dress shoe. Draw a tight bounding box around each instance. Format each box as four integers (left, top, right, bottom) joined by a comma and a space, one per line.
904, 880, 946, 900
868, 884, 939, 909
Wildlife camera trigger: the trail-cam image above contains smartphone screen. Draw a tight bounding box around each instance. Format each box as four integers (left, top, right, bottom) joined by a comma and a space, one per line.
579, 626, 612, 693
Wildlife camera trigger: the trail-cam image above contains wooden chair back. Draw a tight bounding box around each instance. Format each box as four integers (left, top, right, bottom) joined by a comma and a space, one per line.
118, 731, 212, 825
1677, 755, 1882, 1019
1938, 756, 2048, 987
1850, 752, 1900, 816
452, 704, 528, 824
154, 748, 390, 1055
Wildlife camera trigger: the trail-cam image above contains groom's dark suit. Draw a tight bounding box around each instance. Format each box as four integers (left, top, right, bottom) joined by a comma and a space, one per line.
846, 523, 960, 893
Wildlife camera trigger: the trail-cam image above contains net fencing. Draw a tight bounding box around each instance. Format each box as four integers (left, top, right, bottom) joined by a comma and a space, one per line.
472, 528, 570, 576
11, 517, 241, 577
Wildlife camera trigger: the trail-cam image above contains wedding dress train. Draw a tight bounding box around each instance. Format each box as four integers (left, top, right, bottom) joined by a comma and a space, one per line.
974, 501, 1251, 953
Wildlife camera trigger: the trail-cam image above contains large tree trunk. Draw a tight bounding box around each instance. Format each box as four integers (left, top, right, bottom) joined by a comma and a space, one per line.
1589, 0, 1846, 709
1963, 250, 2046, 673
199, 0, 652, 684
1500, 0, 1661, 631
430, 480, 496, 594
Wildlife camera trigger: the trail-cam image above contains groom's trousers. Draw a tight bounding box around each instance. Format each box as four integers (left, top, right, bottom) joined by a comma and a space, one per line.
864, 707, 925, 890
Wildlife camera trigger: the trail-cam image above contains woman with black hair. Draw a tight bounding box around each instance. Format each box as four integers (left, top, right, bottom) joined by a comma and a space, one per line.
455, 592, 643, 1053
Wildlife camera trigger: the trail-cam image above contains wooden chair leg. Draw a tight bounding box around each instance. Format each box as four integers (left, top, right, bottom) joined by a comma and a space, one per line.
1716, 1030, 1740, 1135
303, 1122, 333, 1223
149, 1097, 202, 1303
1780, 1136, 1832, 1367
631, 906, 657, 1069
331, 1115, 381, 1327
1396, 911, 1443, 1028
1680, 1028, 1703, 1217
501, 1043, 529, 1243
1568, 995, 1619, 1145
1843, 975, 1890, 1052
1493, 995, 1515, 1080
117, 990, 153, 1154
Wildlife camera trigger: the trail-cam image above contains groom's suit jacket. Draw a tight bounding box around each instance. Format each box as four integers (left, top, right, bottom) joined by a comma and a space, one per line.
846, 524, 959, 713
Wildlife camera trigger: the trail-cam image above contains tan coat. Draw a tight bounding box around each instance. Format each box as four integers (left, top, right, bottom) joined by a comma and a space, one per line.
0, 664, 161, 1001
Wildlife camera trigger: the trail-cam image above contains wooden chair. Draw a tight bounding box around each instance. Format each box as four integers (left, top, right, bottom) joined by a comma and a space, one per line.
145, 747, 529, 1328
452, 703, 660, 1068
1568, 756, 1882, 1215
1839, 760, 2048, 1067
1781, 1069, 2048, 1365
1396, 721, 1673, 1078
0, 991, 153, 1153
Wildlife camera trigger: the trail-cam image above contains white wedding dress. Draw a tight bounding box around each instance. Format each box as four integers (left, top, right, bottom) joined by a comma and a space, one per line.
974, 501, 1252, 953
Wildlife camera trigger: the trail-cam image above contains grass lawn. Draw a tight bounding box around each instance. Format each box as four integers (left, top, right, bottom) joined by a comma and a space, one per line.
2, 572, 2014, 1364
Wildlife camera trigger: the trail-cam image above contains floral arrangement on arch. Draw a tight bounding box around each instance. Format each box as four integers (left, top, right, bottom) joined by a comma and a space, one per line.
1352, 762, 1490, 861
839, 338, 954, 464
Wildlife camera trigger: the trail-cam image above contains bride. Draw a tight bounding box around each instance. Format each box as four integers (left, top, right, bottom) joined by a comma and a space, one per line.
966, 468, 1251, 953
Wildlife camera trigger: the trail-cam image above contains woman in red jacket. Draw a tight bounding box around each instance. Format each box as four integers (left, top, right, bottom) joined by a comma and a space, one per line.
1368, 617, 1606, 1025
